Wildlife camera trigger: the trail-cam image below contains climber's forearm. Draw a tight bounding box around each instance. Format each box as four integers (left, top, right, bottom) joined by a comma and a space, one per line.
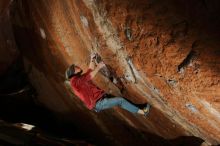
90, 62, 105, 79
89, 59, 96, 70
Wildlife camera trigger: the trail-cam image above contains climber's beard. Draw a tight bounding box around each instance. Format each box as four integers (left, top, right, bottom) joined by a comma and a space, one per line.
75, 70, 83, 77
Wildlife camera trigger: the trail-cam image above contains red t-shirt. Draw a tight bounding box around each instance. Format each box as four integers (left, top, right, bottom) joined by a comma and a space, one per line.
70, 69, 105, 109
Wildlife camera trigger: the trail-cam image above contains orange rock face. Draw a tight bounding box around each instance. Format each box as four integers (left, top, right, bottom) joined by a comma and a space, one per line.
1, 0, 219, 145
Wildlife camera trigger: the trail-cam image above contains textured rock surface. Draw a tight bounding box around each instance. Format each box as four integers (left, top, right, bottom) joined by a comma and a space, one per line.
0, 0, 18, 76
0, 0, 220, 145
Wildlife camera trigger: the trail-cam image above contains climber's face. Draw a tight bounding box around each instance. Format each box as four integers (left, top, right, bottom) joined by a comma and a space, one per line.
74, 65, 83, 75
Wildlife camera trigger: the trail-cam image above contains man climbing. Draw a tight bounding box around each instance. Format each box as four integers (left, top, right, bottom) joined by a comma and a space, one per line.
65, 53, 151, 116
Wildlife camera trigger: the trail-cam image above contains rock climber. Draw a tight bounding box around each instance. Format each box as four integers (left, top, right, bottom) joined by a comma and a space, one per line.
65, 53, 151, 116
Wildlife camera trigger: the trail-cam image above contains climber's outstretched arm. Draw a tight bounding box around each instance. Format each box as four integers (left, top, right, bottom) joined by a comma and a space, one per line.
90, 62, 105, 79
89, 53, 97, 70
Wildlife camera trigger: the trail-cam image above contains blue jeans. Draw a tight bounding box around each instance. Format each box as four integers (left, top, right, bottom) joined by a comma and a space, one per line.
94, 96, 139, 113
